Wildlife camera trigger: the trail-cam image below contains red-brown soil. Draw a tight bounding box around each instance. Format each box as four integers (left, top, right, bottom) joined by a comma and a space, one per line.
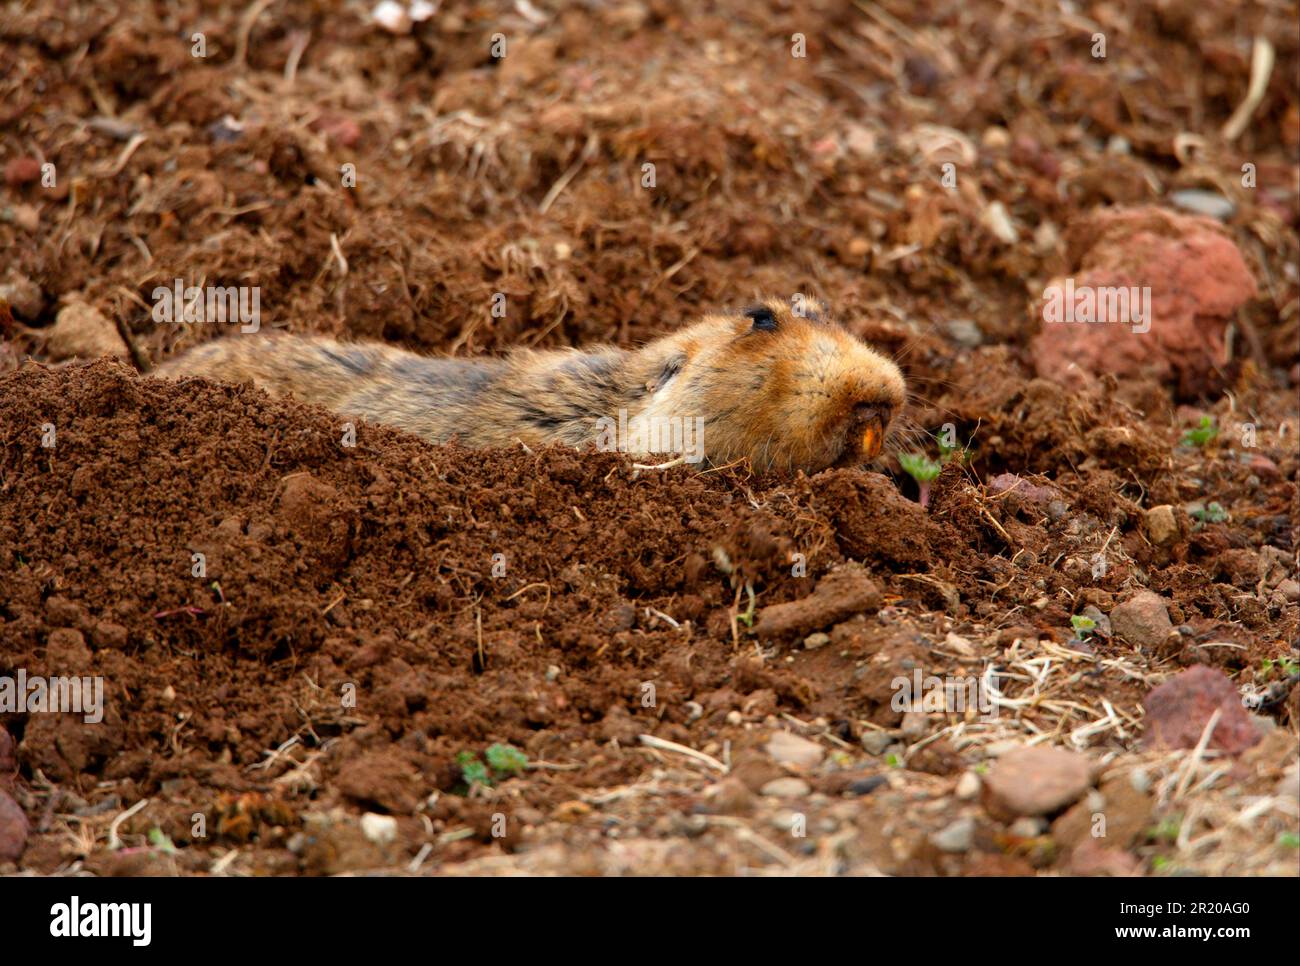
1, 0, 1297, 876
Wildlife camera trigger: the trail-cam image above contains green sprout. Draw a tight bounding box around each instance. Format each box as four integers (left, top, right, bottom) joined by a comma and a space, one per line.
733, 580, 757, 629
147, 827, 178, 854
1180, 416, 1218, 448
456, 743, 529, 792
898, 452, 943, 507
456, 751, 491, 789
885, 753, 902, 768
1189, 502, 1228, 526
485, 743, 528, 776
1148, 817, 1181, 842
1070, 615, 1097, 639
1261, 657, 1300, 680
1279, 832, 1300, 849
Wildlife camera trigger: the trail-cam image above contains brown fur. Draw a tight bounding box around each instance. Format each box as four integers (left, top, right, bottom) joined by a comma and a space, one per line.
152, 296, 906, 473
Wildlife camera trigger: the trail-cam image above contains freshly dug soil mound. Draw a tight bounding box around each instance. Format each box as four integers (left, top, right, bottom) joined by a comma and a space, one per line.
1, 0, 1297, 877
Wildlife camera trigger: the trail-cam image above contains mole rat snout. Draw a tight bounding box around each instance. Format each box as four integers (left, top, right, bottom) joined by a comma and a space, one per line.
850, 402, 893, 460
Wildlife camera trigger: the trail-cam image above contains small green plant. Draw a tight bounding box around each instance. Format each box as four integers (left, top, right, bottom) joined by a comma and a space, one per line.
1180, 415, 1218, 448
885, 753, 902, 768
456, 751, 491, 789
898, 452, 943, 507
147, 827, 177, 854
485, 743, 528, 776
1189, 502, 1228, 526
1261, 657, 1300, 680
1070, 615, 1097, 638
1279, 832, 1300, 849
735, 581, 757, 628
1148, 817, 1181, 842
456, 743, 529, 792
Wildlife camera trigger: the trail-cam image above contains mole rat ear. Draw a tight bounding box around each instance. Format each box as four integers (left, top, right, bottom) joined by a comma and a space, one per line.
744, 305, 778, 331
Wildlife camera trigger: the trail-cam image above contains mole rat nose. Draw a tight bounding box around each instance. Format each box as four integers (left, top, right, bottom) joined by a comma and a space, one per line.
852, 402, 892, 427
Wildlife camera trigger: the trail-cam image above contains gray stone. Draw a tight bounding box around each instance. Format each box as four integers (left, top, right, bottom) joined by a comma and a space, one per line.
900, 711, 930, 740
931, 816, 975, 853
860, 730, 892, 756
1169, 189, 1235, 222
945, 318, 983, 348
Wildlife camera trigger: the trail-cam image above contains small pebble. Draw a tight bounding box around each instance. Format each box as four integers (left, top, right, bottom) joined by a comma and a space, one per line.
1008, 816, 1046, 838
359, 812, 398, 845
760, 777, 811, 798
981, 201, 1019, 244
371, 0, 412, 33
860, 731, 891, 756
944, 319, 983, 348
900, 710, 929, 739
930, 816, 975, 853
764, 731, 824, 769
848, 775, 887, 796
1169, 188, 1235, 222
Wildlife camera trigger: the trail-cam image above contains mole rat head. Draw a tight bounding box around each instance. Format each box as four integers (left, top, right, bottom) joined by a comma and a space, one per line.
682, 296, 907, 473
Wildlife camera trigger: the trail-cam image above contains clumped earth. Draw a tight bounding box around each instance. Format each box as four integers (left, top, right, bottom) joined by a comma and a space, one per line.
1, 0, 1298, 876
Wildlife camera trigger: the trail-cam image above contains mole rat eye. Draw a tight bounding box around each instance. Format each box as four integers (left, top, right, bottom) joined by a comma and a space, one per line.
744, 305, 778, 332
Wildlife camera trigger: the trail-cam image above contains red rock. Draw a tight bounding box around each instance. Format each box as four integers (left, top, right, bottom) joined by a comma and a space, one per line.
4, 156, 41, 186
983, 746, 1094, 817
1031, 206, 1257, 398
1068, 838, 1140, 876
1142, 665, 1260, 754
1247, 454, 1279, 479
0, 790, 28, 863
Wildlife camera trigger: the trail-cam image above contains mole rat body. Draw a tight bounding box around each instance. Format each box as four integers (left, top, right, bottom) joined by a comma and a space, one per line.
154, 296, 906, 474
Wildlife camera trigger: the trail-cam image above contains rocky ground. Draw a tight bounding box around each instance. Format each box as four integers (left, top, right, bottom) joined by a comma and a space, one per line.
1, 0, 1298, 876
